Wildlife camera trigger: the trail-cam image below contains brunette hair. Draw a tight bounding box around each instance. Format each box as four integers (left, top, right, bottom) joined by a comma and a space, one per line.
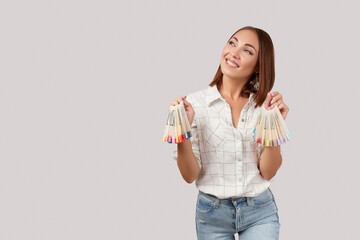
209, 26, 275, 108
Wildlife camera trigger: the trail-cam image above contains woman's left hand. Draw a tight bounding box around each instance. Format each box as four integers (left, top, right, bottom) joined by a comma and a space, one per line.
266, 92, 289, 120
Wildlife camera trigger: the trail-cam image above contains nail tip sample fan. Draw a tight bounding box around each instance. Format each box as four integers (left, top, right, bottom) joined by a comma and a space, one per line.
163, 101, 192, 144
253, 104, 291, 147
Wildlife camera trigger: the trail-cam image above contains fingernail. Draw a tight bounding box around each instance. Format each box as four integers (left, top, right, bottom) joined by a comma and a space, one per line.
270, 100, 274, 104
268, 107, 271, 110
271, 93, 275, 96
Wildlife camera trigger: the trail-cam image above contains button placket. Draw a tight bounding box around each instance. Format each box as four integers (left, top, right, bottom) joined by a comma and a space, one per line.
238, 105, 248, 128
236, 150, 241, 161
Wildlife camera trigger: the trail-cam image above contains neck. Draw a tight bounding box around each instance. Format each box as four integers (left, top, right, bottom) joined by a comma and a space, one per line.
219, 75, 248, 102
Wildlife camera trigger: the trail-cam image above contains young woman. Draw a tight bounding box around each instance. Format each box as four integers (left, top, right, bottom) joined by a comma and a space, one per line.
170, 26, 289, 240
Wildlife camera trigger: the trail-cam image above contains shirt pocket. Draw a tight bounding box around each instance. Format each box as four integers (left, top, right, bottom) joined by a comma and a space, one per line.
202, 117, 226, 149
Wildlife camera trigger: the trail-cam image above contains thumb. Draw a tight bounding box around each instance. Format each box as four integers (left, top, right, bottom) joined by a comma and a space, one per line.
183, 98, 190, 106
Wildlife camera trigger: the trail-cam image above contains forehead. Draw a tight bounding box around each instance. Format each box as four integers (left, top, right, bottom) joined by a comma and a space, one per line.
232, 30, 259, 49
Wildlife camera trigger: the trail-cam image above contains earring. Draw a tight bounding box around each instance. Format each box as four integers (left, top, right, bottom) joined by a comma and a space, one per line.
253, 73, 259, 90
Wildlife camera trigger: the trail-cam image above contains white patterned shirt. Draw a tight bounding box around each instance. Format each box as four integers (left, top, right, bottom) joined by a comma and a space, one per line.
172, 85, 281, 199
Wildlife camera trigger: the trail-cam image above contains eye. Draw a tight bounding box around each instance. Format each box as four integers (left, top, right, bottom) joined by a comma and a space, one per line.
228, 41, 235, 46
245, 49, 253, 55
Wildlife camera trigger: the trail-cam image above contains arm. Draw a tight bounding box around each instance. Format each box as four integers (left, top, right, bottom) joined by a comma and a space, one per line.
258, 145, 282, 180
177, 138, 201, 184
258, 91, 289, 180
170, 95, 201, 183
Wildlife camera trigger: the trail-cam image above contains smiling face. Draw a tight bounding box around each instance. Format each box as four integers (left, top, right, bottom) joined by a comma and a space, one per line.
220, 29, 260, 82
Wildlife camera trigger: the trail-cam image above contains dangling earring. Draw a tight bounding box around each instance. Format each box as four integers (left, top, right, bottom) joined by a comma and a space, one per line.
253, 73, 259, 90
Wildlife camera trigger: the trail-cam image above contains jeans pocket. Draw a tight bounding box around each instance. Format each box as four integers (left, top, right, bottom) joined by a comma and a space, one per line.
268, 188, 279, 211
252, 188, 273, 208
196, 194, 215, 214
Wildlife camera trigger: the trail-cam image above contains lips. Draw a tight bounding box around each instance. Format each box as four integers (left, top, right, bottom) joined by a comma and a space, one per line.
225, 58, 239, 68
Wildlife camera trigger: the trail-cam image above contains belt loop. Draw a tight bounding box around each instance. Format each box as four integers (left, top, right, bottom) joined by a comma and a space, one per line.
213, 198, 220, 209
246, 196, 254, 206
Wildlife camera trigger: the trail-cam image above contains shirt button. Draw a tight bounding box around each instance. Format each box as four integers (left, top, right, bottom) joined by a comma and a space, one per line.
241, 119, 245, 122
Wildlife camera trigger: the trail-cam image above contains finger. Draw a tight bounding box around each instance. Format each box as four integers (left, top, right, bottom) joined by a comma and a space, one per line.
277, 102, 284, 110
268, 100, 281, 109
176, 96, 186, 103
171, 100, 181, 105
171, 96, 187, 106
270, 96, 281, 105
280, 103, 289, 112
270, 91, 279, 97
270, 98, 288, 117
271, 92, 282, 102
181, 96, 187, 103
183, 99, 191, 106
277, 103, 288, 120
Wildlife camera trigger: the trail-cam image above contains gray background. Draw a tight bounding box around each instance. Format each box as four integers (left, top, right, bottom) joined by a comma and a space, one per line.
0, 0, 359, 239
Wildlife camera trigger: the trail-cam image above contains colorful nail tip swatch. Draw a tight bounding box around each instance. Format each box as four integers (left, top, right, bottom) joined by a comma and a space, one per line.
252, 104, 291, 147
163, 101, 192, 144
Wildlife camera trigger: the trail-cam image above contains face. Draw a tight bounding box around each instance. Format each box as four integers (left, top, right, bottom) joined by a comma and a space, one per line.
220, 29, 259, 81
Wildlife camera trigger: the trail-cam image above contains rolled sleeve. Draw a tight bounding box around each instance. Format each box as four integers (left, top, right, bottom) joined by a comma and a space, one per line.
172, 118, 202, 169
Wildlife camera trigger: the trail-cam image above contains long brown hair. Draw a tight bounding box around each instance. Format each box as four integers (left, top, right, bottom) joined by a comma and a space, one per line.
209, 26, 275, 108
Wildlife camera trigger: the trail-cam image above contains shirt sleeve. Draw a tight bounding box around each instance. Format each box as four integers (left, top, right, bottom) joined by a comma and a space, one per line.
172, 113, 202, 169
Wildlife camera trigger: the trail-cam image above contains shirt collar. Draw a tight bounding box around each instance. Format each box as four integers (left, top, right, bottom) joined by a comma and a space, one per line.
205, 85, 255, 107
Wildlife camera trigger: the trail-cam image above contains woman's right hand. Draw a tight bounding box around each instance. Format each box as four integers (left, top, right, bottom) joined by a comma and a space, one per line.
169, 96, 195, 126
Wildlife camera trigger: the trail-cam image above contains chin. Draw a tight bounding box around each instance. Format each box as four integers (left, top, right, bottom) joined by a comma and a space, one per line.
221, 68, 240, 79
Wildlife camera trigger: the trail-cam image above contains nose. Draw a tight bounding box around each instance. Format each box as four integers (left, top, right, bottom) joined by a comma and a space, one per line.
230, 51, 240, 59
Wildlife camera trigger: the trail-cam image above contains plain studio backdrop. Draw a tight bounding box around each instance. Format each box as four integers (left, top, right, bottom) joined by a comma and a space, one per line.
0, 0, 359, 239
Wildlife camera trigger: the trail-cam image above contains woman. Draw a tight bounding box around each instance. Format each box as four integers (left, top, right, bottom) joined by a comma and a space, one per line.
170, 26, 289, 240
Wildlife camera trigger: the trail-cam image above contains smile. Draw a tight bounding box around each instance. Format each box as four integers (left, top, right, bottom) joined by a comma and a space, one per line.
225, 58, 239, 68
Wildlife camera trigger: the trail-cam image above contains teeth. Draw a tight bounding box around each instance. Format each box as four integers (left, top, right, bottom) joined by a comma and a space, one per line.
227, 59, 238, 67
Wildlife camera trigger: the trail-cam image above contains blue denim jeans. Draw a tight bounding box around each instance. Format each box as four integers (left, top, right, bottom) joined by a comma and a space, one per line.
195, 188, 280, 240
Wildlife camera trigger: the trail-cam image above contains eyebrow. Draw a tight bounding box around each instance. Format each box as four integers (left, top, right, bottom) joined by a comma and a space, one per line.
232, 37, 257, 53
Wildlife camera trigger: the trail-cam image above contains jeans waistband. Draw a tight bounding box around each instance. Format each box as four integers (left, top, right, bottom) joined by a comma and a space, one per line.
198, 190, 252, 206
